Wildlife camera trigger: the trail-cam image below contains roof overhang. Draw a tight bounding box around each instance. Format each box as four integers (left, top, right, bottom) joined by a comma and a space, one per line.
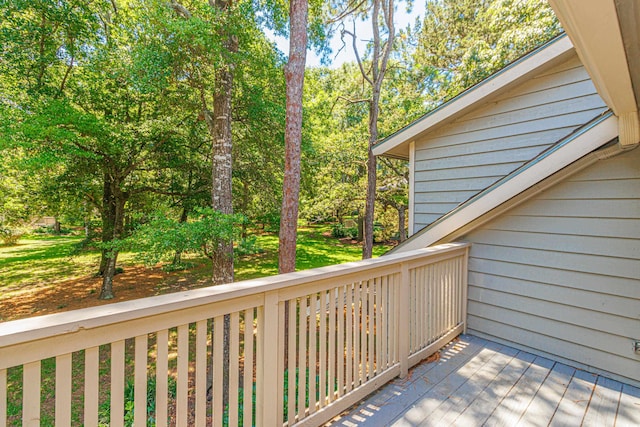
390, 112, 620, 253
549, 0, 640, 147
373, 34, 575, 159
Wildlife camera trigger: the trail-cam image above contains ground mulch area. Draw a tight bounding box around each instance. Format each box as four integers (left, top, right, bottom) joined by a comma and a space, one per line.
0, 264, 212, 322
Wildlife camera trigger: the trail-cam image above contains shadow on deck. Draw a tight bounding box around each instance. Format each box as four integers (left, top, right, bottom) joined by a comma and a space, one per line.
329, 335, 640, 426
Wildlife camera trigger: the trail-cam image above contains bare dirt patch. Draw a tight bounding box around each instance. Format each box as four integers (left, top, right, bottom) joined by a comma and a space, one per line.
0, 264, 212, 322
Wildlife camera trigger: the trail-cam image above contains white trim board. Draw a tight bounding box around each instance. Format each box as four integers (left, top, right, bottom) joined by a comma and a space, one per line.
392, 112, 619, 253
549, 0, 636, 116
408, 141, 415, 236
373, 34, 574, 159
549, 0, 639, 147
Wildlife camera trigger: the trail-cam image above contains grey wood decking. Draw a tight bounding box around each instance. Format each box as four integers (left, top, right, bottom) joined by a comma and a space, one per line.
328, 335, 640, 427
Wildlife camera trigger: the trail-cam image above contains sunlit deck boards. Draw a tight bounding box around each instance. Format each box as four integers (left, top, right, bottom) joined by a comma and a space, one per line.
329, 335, 640, 427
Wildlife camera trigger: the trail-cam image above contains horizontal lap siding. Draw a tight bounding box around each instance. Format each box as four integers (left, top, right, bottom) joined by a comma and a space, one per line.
463, 148, 640, 385
413, 55, 607, 233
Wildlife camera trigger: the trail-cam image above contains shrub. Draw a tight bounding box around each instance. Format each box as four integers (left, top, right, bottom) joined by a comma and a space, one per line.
331, 223, 347, 238
331, 224, 358, 239
122, 208, 242, 266
33, 226, 51, 234
345, 227, 359, 239
235, 235, 263, 256
373, 223, 388, 243
0, 227, 23, 246
161, 262, 194, 272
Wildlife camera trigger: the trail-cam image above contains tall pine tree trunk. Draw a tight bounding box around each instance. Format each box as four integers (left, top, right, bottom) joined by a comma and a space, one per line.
207, 0, 238, 410
360, 0, 395, 259
363, 90, 380, 259
279, 0, 309, 274
211, 64, 234, 285
210, 0, 237, 285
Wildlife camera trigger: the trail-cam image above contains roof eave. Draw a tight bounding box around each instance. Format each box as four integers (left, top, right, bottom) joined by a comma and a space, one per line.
549, 0, 640, 147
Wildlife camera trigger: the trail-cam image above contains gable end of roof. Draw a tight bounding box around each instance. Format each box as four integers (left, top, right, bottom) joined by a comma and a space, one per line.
374, 33, 574, 159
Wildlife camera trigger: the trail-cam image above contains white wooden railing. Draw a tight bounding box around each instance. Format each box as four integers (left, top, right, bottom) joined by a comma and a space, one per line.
0, 243, 469, 427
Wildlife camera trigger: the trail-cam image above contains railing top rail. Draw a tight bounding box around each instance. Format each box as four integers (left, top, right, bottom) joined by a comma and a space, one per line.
0, 242, 469, 348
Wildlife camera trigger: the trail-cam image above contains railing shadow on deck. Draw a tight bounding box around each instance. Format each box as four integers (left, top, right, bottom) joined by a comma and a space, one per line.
0, 242, 469, 427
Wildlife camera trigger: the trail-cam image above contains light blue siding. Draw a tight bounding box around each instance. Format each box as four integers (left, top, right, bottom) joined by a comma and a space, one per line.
413, 55, 608, 233
463, 147, 640, 385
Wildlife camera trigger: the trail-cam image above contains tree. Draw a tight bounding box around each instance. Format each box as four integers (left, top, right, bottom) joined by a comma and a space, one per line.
159, 0, 237, 284
142, 0, 287, 282
300, 65, 368, 229
278, 0, 310, 273
338, 0, 396, 258
377, 158, 408, 241
414, 0, 561, 100
209, 0, 238, 285
123, 208, 240, 269
0, 1, 203, 299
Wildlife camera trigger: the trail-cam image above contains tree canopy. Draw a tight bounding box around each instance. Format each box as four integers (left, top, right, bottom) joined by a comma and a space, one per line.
0, 0, 561, 295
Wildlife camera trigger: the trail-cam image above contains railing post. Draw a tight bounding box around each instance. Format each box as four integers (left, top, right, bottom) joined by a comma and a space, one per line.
462, 247, 470, 334
0, 369, 6, 427
399, 262, 411, 378
258, 290, 280, 426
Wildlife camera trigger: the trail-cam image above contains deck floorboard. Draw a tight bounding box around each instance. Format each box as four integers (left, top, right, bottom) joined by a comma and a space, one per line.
548, 368, 597, 426
328, 335, 637, 427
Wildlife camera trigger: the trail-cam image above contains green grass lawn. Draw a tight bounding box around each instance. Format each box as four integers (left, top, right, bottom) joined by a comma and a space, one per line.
0, 225, 391, 299
0, 235, 138, 298
234, 225, 390, 279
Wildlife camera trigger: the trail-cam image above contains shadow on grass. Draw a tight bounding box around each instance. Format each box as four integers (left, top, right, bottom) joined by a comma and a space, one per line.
1, 227, 393, 321
0, 237, 81, 266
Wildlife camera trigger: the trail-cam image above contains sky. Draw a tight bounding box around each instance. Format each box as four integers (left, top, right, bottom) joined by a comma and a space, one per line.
267, 3, 425, 68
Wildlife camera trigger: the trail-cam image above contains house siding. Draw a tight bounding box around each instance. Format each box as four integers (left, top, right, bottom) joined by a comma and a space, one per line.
413, 55, 608, 233
462, 147, 640, 385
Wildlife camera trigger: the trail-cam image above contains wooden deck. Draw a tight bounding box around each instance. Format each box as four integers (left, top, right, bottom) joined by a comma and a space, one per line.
328, 335, 640, 427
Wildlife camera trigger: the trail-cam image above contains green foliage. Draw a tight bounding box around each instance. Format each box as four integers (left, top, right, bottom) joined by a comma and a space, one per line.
252, 212, 281, 233
373, 222, 389, 243
32, 225, 72, 235
125, 208, 244, 266
300, 66, 368, 225
415, 0, 562, 99
256, 0, 333, 62
98, 375, 177, 427
235, 235, 263, 256
0, 0, 288, 298
161, 261, 194, 272
331, 223, 358, 239
0, 0, 563, 297
0, 226, 24, 246
331, 223, 347, 238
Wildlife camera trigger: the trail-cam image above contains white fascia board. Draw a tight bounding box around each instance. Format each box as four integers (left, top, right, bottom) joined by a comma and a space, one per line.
395, 112, 619, 253
549, 0, 636, 116
373, 35, 574, 158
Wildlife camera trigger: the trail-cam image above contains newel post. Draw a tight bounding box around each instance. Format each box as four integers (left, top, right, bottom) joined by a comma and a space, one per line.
462, 247, 470, 334
258, 290, 281, 426
399, 262, 411, 378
